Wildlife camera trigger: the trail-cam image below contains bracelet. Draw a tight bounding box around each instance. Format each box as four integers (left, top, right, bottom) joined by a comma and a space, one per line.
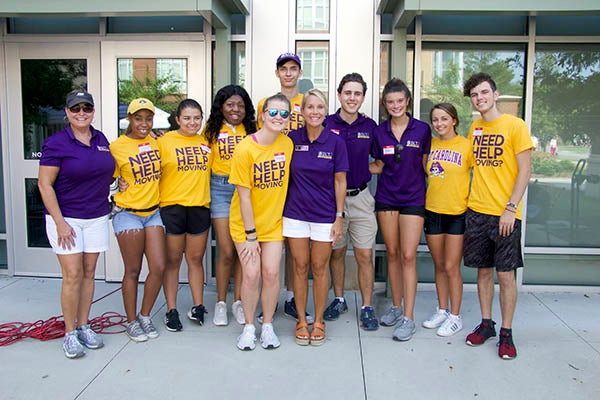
245, 228, 256, 234
505, 207, 516, 213
246, 236, 257, 242
506, 201, 518, 209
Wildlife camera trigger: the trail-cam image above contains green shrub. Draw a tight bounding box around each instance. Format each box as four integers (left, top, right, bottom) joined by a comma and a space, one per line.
531, 152, 574, 176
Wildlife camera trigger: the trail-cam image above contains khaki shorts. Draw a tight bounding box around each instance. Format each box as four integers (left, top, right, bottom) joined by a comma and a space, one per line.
333, 188, 377, 250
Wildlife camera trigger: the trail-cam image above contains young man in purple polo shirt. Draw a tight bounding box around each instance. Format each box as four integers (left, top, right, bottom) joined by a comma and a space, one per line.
323, 73, 380, 330
462, 73, 532, 360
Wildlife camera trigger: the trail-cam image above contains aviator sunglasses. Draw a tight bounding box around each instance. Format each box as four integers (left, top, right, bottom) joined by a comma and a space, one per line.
69, 103, 94, 114
266, 108, 290, 119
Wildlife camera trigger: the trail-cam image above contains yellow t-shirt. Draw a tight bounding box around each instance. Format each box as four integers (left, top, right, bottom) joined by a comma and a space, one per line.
467, 114, 533, 219
110, 135, 161, 216
426, 135, 473, 215
208, 123, 248, 175
256, 93, 304, 135
157, 130, 213, 208
228, 134, 293, 242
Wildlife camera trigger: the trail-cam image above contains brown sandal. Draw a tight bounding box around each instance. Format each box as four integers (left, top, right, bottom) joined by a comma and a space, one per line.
310, 322, 326, 346
295, 322, 310, 346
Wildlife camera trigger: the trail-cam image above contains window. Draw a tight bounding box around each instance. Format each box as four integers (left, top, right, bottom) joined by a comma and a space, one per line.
296, 0, 329, 32
296, 41, 329, 93
231, 42, 246, 87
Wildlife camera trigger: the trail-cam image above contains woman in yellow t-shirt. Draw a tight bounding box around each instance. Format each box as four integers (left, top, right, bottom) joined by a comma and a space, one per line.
230, 93, 293, 351
204, 85, 256, 327
110, 98, 165, 342
158, 99, 213, 332
423, 103, 473, 337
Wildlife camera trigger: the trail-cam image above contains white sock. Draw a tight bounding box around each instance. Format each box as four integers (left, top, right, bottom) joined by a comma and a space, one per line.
336, 297, 345, 302
286, 291, 294, 302
138, 313, 150, 321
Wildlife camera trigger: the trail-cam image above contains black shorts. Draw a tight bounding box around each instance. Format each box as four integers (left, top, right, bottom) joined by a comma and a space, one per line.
375, 201, 425, 217
463, 209, 523, 272
160, 205, 211, 235
424, 210, 465, 235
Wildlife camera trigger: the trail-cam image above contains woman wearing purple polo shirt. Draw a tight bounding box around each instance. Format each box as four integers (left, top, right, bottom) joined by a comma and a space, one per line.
372, 78, 431, 342
38, 90, 115, 359
283, 89, 348, 346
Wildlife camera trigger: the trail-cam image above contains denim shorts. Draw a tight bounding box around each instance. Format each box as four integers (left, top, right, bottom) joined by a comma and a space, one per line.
210, 174, 235, 219
112, 209, 164, 235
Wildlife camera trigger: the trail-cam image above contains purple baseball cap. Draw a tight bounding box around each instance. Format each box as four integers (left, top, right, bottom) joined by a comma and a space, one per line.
276, 52, 301, 68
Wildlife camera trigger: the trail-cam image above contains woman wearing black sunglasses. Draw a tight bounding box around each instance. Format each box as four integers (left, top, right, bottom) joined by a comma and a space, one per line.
229, 93, 294, 351
371, 78, 432, 342
38, 89, 115, 358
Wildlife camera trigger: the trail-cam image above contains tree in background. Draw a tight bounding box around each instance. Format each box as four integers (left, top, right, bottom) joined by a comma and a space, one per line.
118, 72, 184, 114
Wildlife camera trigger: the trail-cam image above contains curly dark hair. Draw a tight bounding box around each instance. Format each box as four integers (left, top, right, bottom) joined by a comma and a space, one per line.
463, 72, 497, 97
205, 85, 256, 144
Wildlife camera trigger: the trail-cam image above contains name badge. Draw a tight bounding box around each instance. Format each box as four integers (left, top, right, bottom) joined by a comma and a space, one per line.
473, 128, 483, 136
331, 129, 340, 135
274, 152, 286, 163
383, 145, 395, 155
200, 144, 211, 153
218, 132, 228, 139
138, 143, 152, 153
294, 104, 301, 113
357, 132, 370, 139
295, 145, 309, 151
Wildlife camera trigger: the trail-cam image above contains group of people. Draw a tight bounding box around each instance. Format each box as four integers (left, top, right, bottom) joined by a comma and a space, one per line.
39, 51, 532, 361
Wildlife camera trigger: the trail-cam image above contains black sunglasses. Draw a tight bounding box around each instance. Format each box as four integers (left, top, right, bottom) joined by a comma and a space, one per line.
69, 103, 94, 114
394, 143, 404, 163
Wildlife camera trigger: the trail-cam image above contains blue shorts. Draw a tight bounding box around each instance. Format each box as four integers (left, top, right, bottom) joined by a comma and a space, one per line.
210, 174, 235, 219
112, 209, 164, 235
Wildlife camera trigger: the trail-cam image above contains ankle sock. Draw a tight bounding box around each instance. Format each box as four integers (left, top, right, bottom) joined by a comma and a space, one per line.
286, 291, 294, 302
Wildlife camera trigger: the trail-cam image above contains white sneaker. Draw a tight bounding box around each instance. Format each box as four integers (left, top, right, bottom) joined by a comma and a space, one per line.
237, 325, 257, 351
213, 301, 228, 326
437, 314, 463, 337
260, 323, 280, 349
422, 307, 448, 329
232, 300, 246, 325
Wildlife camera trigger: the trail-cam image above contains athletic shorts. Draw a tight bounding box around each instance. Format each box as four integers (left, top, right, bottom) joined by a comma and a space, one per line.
424, 210, 466, 235
463, 209, 523, 272
332, 188, 377, 250
112, 209, 164, 235
210, 174, 235, 219
45, 214, 109, 255
160, 205, 211, 235
283, 217, 333, 242
375, 201, 425, 217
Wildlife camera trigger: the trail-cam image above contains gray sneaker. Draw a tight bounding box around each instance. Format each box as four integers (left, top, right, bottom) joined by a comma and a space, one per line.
380, 306, 404, 326
137, 315, 159, 339
392, 317, 417, 341
63, 330, 85, 359
77, 324, 104, 349
126, 320, 149, 342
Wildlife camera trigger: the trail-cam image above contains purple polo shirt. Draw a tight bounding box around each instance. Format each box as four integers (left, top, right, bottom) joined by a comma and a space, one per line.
40, 125, 115, 219
284, 126, 349, 223
372, 115, 431, 207
324, 110, 377, 189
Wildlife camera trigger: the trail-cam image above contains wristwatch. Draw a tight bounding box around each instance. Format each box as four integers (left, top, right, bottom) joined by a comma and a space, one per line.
336, 212, 345, 218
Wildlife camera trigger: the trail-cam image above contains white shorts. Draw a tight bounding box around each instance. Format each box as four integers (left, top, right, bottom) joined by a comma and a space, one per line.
283, 217, 333, 242
45, 214, 110, 255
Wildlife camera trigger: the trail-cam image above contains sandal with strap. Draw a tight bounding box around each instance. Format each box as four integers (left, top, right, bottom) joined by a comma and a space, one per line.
310, 322, 326, 346
295, 322, 310, 346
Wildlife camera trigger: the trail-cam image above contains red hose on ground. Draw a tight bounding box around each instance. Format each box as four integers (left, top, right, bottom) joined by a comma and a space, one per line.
0, 286, 126, 347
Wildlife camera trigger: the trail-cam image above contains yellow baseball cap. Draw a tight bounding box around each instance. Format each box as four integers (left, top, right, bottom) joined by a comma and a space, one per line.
127, 98, 155, 115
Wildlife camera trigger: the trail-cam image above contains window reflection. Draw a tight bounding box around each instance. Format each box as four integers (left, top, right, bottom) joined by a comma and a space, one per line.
296, 0, 329, 33
527, 46, 600, 247
296, 41, 328, 94
117, 58, 187, 133
21, 59, 87, 159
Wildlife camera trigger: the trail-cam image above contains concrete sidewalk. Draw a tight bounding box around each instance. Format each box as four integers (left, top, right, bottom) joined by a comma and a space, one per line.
0, 276, 599, 400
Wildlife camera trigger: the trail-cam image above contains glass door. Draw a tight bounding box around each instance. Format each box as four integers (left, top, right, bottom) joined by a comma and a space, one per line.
5, 43, 102, 277
100, 41, 209, 282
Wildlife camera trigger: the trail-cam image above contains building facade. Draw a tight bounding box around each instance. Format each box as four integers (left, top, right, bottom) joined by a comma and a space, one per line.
0, 0, 599, 288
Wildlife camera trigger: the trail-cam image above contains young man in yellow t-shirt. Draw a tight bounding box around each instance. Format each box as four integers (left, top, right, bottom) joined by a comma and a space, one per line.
255, 53, 312, 324
462, 73, 533, 360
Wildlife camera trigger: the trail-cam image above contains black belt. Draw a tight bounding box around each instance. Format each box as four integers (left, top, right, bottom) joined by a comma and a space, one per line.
121, 204, 159, 213
346, 184, 367, 197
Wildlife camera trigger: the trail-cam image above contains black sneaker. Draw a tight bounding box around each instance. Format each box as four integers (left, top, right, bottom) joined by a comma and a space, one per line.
284, 298, 314, 324
164, 309, 183, 332
187, 304, 207, 325
324, 298, 348, 321
257, 303, 279, 324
